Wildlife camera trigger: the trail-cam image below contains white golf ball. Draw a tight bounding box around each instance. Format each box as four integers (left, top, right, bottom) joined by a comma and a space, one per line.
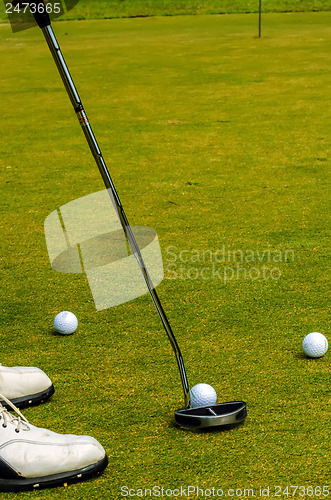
189, 383, 217, 408
302, 332, 328, 358
54, 311, 78, 335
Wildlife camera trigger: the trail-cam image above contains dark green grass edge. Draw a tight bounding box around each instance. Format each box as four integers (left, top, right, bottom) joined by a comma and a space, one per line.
1, 2, 331, 24
89, 7, 331, 21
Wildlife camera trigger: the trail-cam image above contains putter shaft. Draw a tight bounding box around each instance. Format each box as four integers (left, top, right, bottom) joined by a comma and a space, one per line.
41, 24, 191, 407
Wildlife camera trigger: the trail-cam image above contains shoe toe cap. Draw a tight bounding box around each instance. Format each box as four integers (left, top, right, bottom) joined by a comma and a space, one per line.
0, 366, 53, 400
0, 429, 106, 479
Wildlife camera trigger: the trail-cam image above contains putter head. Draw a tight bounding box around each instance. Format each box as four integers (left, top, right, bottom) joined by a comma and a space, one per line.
175, 401, 247, 429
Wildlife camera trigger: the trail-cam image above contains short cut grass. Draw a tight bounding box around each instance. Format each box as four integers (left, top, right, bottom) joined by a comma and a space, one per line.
0, 8, 330, 500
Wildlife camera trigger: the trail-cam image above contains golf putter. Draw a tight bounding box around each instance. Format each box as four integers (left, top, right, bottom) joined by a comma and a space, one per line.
31, 1, 247, 428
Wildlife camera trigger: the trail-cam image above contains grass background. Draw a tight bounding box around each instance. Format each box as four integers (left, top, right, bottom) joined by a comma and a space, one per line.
0, 5, 330, 500
1, 0, 331, 22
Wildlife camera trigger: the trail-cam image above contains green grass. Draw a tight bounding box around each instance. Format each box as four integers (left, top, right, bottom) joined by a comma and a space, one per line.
1, 0, 331, 23
0, 11, 330, 499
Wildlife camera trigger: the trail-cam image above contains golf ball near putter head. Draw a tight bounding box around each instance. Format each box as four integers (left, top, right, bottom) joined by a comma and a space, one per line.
302, 332, 328, 358
189, 383, 217, 408
54, 311, 78, 335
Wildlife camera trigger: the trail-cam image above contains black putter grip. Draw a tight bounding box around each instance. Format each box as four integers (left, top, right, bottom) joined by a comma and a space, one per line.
31, 0, 51, 28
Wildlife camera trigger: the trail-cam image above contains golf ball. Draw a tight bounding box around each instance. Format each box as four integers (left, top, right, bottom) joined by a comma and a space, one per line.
54, 311, 78, 335
189, 383, 217, 408
302, 332, 328, 358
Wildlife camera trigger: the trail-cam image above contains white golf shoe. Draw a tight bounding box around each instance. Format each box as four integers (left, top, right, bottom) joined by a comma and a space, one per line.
0, 394, 108, 491
0, 364, 54, 409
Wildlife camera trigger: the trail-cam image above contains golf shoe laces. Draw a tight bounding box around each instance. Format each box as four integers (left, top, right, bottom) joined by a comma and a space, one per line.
0, 393, 30, 433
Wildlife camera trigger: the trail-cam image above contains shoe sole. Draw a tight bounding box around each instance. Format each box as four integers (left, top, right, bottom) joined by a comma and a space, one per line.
0, 454, 108, 491
0, 384, 55, 410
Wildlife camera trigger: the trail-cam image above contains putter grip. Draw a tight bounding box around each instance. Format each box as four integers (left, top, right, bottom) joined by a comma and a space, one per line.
31, 0, 51, 28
